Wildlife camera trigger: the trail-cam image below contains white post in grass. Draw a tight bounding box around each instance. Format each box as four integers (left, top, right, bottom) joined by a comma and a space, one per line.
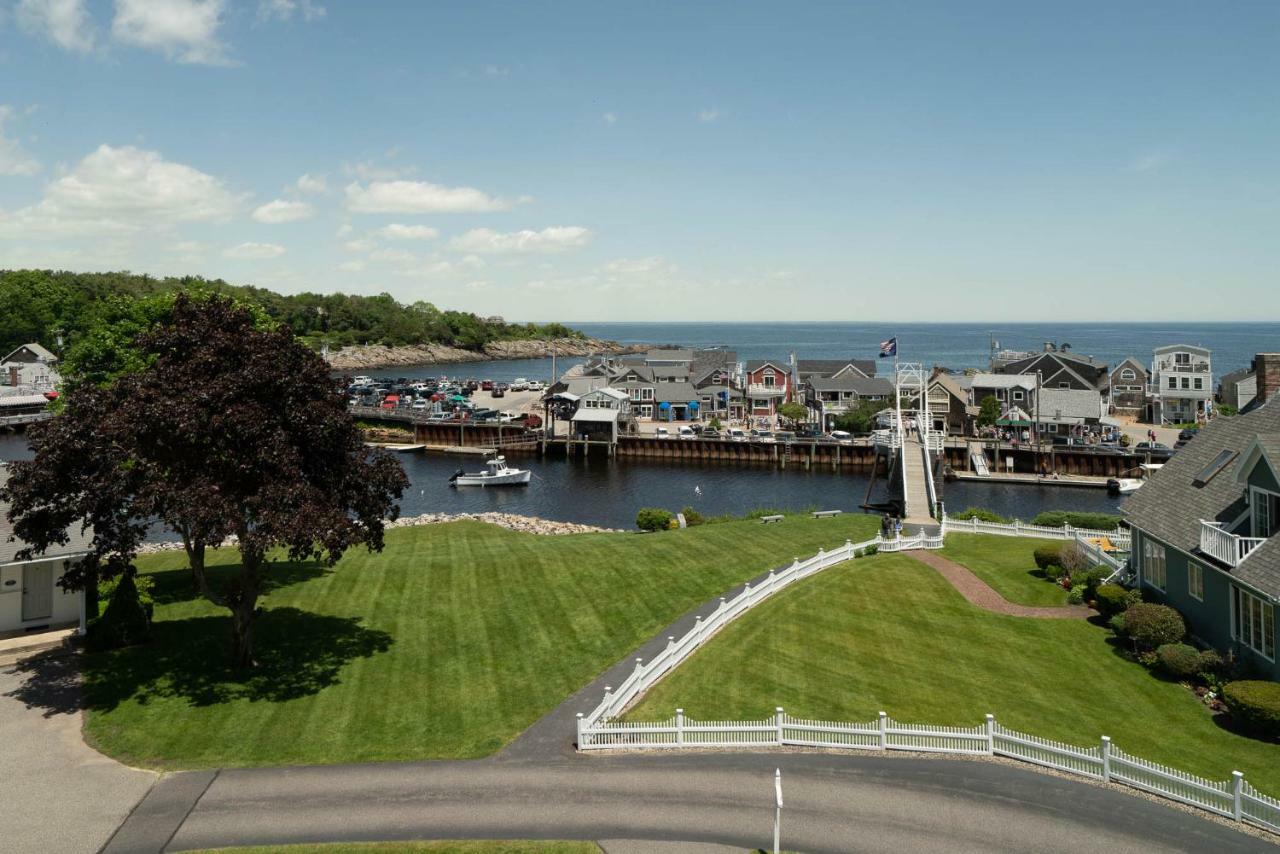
1233, 771, 1244, 821
773, 767, 784, 854
985, 714, 995, 754
576, 712, 585, 748
676, 708, 685, 747
1101, 736, 1111, 782
776, 707, 785, 745
878, 711, 888, 750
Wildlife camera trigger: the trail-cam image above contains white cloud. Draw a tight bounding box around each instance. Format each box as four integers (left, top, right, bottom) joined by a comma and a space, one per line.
337, 259, 365, 272
482, 64, 509, 78
112, 0, 231, 66
335, 222, 353, 237
16, 0, 96, 52
168, 239, 205, 253
0, 144, 242, 239
374, 223, 439, 241
697, 107, 722, 123
223, 241, 285, 259
342, 238, 376, 252
602, 256, 674, 275
0, 105, 41, 176
369, 247, 415, 264
345, 180, 523, 214
450, 226, 593, 255
294, 173, 328, 194
602, 112, 618, 125
257, 0, 325, 23
343, 159, 416, 182
1132, 149, 1176, 173
252, 198, 313, 223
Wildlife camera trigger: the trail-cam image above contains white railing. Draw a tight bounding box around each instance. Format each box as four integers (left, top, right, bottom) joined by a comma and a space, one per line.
1199, 520, 1266, 568
942, 515, 1131, 548
746, 384, 786, 397
581, 708, 1280, 836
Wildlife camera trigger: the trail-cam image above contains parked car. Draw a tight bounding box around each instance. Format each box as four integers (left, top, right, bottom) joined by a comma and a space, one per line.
751, 430, 776, 443
775, 431, 795, 443
524, 414, 543, 429
702, 428, 721, 439
829, 430, 853, 444
727, 428, 747, 441
678, 426, 697, 440
527, 380, 545, 391
1135, 441, 1174, 457
491, 387, 505, 398
411, 398, 429, 410
796, 428, 823, 440
511, 378, 530, 391
654, 427, 671, 440
380, 395, 400, 410
481, 380, 494, 391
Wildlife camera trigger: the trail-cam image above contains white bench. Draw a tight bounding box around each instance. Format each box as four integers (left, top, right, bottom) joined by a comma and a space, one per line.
759, 515, 785, 524
812, 509, 843, 518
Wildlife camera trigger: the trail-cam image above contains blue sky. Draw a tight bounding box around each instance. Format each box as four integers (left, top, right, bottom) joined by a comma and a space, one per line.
1, 1, 1277, 322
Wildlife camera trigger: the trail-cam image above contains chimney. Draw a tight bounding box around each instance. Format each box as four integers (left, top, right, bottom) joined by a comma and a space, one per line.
1256, 353, 1280, 406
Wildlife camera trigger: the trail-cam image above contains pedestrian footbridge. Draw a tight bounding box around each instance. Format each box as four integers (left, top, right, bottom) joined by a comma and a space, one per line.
872, 363, 943, 533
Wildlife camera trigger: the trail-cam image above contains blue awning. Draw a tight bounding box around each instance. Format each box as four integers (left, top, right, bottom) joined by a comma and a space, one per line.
688, 400, 700, 409
658, 401, 671, 409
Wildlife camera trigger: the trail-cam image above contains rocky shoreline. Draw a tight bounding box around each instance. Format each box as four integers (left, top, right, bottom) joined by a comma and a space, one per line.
137, 512, 623, 553
325, 337, 649, 372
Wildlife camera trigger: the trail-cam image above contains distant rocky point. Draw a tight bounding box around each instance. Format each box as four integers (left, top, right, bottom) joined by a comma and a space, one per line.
325, 337, 649, 371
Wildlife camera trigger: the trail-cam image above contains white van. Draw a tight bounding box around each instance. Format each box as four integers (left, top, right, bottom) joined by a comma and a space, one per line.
654, 426, 671, 440
727, 428, 747, 442
678, 426, 697, 440
830, 430, 853, 444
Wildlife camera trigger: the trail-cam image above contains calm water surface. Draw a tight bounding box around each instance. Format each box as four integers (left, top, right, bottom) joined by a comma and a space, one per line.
0, 434, 1121, 531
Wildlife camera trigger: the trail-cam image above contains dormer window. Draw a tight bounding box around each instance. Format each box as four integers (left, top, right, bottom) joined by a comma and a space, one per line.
1120, 368, 1136, 381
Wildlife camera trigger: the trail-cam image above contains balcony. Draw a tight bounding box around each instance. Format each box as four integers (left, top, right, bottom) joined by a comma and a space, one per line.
747, 384, 786, 397
1199, 520, 1266, 567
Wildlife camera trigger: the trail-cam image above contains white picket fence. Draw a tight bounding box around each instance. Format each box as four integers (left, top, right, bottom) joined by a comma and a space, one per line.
941, 514, 1132, 549
575, 517, 1280, 836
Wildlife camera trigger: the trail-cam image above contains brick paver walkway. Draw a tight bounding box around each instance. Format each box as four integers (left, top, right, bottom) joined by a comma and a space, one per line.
907, 551, 1093, 619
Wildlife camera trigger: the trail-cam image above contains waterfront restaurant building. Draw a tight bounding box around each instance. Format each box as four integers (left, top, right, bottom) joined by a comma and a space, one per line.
0, 466, 88, 636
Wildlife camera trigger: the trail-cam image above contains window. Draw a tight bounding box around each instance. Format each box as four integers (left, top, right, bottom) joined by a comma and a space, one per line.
1176, 352, 1191, 366
641, 388, 654, 400
1120, 368, 1136, 381
1188, 562, 1203, 601
1234, 587, 1275, 659
1194, 378, 1203, 390
1059, 382, 1070, 389
1181, 377, 1190, 390
1143, 540, 1167, 591
1253, 489, 1279, 538
1169, 377, 1178, 390
1012, 390, 1024, 401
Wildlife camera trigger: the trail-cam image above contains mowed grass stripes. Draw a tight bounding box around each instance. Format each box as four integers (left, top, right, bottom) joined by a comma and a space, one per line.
82, 514, 878, 769
626, 553, 1280, 794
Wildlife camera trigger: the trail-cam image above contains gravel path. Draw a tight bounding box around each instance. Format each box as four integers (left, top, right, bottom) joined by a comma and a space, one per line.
907, 551, 1094, 619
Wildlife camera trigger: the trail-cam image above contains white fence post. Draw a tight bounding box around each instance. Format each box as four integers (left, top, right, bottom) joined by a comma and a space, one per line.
1064, 523, 1074, 539
878, 711, 888, 750
693, 615, 704, 643
576, 712, 585, 747
1233, 770, 1244, 821
719, 596, 727, 614
817, 547, 825, 567
676, 708, 685, 747
1101, 736, 1111, 783
985, 714, 995, 754
846, 538, 853, 558
767, 570, 776, 594
776, 707, 785, 745
1014, 520, 1021, 535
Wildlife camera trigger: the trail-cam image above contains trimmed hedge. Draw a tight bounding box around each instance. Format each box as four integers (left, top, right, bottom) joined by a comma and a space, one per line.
949, 507, 1010, 523
1123, 602, 1186, 649
1033, 544, 1064, 571
1094, 584, 1129, 617
636, 508, 675, 532
1030, 511, 1123, 531
1156, 643, 1202, 679
1223, 681, 1280, 738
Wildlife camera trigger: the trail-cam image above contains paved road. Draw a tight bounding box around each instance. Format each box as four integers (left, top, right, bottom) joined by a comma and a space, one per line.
108, 752, 1274, 854
0, 653, 155, 854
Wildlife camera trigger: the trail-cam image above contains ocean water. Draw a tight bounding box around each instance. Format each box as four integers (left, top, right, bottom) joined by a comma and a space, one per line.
355, 322, 1280, 383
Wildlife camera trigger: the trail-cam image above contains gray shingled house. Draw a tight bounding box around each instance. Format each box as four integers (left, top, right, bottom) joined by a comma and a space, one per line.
1123, 375, 1280, 680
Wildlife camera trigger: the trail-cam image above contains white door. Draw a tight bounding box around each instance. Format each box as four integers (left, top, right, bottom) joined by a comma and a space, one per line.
22, 563, 54, 622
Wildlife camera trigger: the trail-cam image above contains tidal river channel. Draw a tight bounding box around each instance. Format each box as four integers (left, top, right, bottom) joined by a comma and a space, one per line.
0, 434, 1123, 531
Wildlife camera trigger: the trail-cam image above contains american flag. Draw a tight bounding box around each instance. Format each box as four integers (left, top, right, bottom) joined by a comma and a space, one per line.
878, 336, 898, 358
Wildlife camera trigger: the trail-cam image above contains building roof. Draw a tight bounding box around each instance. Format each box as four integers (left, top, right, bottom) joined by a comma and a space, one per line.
570, 407, 622, 423
970, 373, 1036, 390
1155, 343, 1211, 356
1, 343, 57, 363
745, 359, 789, 372
652, 381, 701, 403
808, 375, 894, 395
584, 387, 629, 401
611, 365, 656, 383
1111, 357, 1148, 377
1220, 367, 1255, 387
795, 359, 875, 378
1124, 399, 1280, 598
1034, 388, 1102, 424
1, 465, 95, 566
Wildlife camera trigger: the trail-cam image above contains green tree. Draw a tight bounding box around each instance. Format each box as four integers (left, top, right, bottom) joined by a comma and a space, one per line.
832, 399, 884, 434
978, 395, 1001, 427
778, 402, 809, 425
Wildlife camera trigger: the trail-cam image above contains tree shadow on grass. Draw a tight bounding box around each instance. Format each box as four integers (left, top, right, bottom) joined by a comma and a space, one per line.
6, 607, 392, 717
147, 559, 332, 606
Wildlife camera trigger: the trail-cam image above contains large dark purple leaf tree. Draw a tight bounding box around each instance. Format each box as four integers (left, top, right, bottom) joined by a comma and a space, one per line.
3, 294, 407, 669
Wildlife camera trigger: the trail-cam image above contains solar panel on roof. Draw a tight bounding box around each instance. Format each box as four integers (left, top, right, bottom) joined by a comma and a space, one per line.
1193, 449, 1238, 488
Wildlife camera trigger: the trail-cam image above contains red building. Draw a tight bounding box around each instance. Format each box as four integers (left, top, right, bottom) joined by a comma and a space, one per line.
744, 359, 791, 418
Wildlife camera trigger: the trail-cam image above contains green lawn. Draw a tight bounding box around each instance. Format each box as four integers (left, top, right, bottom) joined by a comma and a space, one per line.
938, 534, 1068, 606
189, 843, 600, 854
627, 553, 1280, 795
83, 513, 878, 769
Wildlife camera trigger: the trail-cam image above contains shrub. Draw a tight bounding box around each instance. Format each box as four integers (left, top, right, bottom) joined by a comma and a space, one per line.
1030, 511, 1123, 531
1109, 613, 1127, 637
1223, 681, 1280, 738
1197, 649, 1226, 680
863, 543, 878, 556
680, 506, 705, 527
98, 573, 155, 620
1123, 602, 1186, 649
1156, 643, 1203, 679
1067, 585, 1086, 605
1072, 566, 1112, 600
1058, 544, 1093, 574
636, 507, 674, 532
1042, 564, 1067, 582
950, 507, 1010, 523
1094, 584, 1130, 617
86, 573, 151, 651
1033, 544, 1065, 570
1124, 588, 1143, 609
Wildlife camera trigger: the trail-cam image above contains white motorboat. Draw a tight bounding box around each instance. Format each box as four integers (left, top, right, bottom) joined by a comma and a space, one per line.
1107, 463, 1163, 496
449, 455, 531, 487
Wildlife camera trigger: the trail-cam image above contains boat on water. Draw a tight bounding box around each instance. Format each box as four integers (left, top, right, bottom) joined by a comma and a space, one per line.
1107, 463, 1164, 496
449, 455, 532, 487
